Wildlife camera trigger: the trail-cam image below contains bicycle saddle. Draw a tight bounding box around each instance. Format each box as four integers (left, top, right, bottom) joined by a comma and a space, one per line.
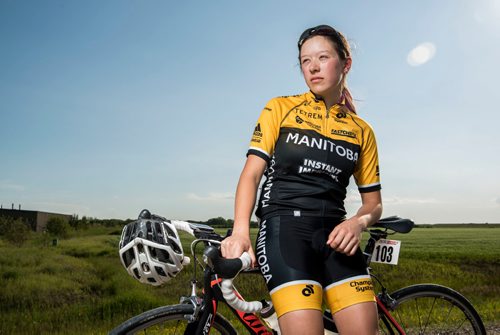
372, 216, 414, 234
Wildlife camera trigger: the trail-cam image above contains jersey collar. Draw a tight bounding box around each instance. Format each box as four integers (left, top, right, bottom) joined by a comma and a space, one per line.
304, 91, 352, 113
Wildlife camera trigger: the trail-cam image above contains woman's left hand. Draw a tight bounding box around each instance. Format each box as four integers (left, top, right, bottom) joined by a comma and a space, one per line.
326, 218, 365, 256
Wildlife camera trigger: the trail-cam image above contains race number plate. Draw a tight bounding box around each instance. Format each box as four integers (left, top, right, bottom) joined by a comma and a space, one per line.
370, 239, 401, 265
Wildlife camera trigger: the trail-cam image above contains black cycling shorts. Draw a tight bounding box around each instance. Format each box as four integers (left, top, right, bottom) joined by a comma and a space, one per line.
255, 215, 375, 317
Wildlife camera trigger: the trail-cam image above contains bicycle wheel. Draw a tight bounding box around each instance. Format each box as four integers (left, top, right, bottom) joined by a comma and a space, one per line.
109, 303, 237, 335
380, 284, 486, 335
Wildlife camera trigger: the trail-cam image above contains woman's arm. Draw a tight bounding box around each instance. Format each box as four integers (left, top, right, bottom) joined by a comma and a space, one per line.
220, 155, 267, 264
326, 190, 382, 256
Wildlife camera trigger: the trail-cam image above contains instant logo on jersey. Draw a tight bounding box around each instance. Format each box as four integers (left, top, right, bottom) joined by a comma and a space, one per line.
298, 158, 342, 182
251, 123, 263, 143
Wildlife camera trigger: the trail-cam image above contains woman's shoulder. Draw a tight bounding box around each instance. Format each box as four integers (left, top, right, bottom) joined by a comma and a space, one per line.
347, 111, 377, 135
267, 92, 309, 105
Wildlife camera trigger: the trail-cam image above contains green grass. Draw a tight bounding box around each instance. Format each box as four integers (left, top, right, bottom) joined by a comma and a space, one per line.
0, 226, 498, 334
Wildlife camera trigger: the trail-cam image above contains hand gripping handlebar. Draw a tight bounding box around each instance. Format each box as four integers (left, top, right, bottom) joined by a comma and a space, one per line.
203, 246, 263, 313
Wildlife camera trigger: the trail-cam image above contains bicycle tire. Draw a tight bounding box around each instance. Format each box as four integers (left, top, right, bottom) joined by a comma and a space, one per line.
381, 284, 486, 335
109, 303, 237, 335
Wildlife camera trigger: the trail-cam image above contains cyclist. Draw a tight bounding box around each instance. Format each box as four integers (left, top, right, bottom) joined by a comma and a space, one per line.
221, 24, 382, 334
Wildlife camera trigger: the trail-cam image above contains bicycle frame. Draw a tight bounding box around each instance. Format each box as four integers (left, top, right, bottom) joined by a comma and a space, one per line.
376, 295, 406, 335
180, 236, 273, 335
180, 267, 273, 335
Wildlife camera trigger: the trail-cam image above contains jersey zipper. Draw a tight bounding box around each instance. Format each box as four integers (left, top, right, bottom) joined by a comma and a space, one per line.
321, 100, 330, 217
320, 100, 329, 137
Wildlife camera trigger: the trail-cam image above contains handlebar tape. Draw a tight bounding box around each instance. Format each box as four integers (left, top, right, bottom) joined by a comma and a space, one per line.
203, 246, 263, 313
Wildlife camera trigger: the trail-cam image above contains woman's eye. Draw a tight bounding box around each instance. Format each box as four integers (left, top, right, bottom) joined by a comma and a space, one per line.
320, 55, 328, 60
301, 59, 310, 65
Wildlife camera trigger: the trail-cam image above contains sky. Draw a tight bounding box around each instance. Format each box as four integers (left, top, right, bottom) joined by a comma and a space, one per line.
1, 0, 500, 224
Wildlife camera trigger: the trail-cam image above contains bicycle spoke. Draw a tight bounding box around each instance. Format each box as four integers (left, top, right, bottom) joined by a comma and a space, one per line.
380, 285, 485, 335
420, 296, 437, 334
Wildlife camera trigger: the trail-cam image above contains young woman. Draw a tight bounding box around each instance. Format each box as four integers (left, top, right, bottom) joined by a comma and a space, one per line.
221, 25, 383, 335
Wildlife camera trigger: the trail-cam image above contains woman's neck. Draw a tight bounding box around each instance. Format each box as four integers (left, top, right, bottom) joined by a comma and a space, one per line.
321, 88, 343, 110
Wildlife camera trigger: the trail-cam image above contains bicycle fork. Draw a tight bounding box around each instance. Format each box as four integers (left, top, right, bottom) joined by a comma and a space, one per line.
376, 293, 405, 335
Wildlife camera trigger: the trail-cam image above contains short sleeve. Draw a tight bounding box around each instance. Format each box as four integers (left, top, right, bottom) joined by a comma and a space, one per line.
247, 98, 283, 162
353, 124, 381, 193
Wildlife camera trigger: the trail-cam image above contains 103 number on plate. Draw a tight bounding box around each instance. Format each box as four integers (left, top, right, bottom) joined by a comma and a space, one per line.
371, 239, 401, 265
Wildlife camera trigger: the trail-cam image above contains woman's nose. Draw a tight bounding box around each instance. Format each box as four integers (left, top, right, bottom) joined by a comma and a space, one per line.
308, 60, 319, 73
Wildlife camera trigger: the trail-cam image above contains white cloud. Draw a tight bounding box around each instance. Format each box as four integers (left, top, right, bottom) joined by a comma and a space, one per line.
407, 42, 436, 66
186, 192, 234, 201
0, 180, 25, 192
382, 196, 439, 205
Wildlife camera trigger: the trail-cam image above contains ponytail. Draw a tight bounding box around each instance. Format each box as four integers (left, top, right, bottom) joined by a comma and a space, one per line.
342, 87, 356, 114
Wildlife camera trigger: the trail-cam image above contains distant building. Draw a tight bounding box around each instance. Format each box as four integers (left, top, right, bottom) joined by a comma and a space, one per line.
0, 208, 72, 232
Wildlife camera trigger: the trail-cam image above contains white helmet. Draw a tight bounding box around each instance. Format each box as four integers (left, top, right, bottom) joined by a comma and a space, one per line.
119, 209, 186, 286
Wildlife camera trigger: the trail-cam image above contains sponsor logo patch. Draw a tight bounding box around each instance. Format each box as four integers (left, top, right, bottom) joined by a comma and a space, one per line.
331, 129, 357, 139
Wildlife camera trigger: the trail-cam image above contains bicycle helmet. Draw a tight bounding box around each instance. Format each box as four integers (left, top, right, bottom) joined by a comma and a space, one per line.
119, 209, 187, 286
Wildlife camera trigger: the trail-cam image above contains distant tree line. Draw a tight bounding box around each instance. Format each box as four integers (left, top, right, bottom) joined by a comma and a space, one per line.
0, 214, 257, 247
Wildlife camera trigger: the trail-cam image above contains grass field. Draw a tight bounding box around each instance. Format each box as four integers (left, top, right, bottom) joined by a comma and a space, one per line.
0, 225, 498, 334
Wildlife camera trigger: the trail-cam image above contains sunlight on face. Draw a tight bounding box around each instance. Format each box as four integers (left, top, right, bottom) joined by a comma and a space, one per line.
407, 42, 436, 67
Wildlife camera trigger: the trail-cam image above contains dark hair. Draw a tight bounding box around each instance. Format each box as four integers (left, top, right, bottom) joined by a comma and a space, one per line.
298, 25, 356, 113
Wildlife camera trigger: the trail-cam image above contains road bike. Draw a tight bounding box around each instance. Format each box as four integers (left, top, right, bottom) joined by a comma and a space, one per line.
109, 215, 486, 334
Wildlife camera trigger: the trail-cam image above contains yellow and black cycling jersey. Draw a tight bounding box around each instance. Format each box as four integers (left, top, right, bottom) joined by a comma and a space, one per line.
248, 91, 381, 220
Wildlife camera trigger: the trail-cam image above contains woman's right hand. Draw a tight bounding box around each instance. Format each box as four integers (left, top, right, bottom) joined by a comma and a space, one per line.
220, 234, 256, 268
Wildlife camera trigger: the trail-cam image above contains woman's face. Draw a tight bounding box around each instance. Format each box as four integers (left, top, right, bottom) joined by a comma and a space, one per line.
299, 35, 350, 99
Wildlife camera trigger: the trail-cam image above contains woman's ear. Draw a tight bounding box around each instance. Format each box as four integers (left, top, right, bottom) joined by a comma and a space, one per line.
343, 57, 352, 74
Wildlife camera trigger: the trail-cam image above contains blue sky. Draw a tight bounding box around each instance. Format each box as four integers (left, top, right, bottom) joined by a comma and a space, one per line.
1, 0, 499, 224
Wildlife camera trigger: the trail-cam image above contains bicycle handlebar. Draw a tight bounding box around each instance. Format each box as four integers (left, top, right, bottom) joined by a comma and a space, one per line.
170, 219, 195, 236
203, 246, 263, 313
161, 217, 263, 313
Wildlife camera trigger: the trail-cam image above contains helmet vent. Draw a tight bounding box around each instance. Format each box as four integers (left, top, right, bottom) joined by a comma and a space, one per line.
154, 221, 164, 243
164, 224, 176, 238
152, 248, 171, 263
155, 266, 167, 277
167, 237, 182, 254
146, 220, 153, 239
141, 262, 150, 272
